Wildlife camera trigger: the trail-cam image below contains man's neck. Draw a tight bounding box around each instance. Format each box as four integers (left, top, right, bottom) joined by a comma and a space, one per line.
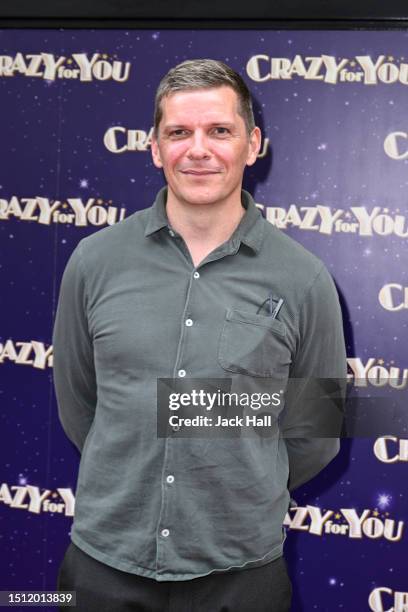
165, 189, 246, 251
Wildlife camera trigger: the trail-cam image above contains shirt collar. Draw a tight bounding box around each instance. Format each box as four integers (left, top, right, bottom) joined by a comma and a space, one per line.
144, 186, 264, 254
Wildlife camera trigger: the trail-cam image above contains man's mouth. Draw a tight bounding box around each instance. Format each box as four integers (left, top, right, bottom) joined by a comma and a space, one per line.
180, 169, 220, 176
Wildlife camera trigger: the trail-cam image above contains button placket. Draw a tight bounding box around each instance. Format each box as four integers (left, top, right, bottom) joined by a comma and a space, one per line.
157, 270, 196, 573
173, 271, 196, 379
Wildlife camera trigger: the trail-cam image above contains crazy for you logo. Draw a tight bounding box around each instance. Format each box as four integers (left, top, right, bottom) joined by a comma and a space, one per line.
284, 504, 403, 542
0, 53, 130, 82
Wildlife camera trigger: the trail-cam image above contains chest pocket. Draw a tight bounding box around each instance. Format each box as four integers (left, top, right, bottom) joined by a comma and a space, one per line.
218, 308, 292, 378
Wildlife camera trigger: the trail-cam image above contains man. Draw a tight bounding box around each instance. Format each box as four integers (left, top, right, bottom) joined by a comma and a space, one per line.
53, 59, 347, 611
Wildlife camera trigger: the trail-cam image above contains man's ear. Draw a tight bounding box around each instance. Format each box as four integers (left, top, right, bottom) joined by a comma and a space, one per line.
246, 126, 262, 167
151, 134, 163, 168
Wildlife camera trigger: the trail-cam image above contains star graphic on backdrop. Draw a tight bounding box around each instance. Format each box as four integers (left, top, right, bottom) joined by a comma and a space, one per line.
377, 494, 392, 509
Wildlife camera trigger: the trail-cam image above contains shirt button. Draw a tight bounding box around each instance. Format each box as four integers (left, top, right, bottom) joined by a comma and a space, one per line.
172, 424, 181, 432
193, 271, 200, 279
185, 319, 193, 327
178, 369, 186, 377
166, 475, 175, 484
168, 229, 175, 237
161, 528, 170, 537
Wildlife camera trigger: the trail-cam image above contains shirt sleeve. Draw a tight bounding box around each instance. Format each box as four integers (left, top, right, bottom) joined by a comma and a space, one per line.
52, 241, 97, 454
280, 264, 347, 492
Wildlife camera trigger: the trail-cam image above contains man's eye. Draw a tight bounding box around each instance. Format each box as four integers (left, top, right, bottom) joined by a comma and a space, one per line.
213, 127, 230, 136
169, 129, 187, 137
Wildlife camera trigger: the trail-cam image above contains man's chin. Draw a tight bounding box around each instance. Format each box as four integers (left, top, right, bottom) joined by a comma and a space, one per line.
173, 188, 228, 207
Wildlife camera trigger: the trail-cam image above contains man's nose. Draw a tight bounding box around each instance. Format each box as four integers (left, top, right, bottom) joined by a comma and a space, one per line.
187, 131, 211, 159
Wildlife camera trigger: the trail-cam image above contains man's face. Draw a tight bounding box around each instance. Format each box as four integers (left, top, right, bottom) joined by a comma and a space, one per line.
151, 86, 261, 207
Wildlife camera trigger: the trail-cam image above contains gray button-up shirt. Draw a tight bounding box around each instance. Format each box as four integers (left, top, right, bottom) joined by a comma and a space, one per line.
52, 187, 347, 581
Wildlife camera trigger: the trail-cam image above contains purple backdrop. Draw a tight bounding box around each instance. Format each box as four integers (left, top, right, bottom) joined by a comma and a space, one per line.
1, 29, 407, 612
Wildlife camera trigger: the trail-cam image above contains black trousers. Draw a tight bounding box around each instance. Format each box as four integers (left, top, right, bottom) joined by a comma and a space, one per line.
57, 541, 292, 612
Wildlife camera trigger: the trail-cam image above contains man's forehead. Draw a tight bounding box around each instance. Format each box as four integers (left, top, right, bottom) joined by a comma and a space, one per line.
159, 86, 241, 123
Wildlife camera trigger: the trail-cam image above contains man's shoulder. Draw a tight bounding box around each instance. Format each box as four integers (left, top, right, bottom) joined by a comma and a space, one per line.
77, 206, 150, 258
261, 215, 324, 277
258, 218, 338, 315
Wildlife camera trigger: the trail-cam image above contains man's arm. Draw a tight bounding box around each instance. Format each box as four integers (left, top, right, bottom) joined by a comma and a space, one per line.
280, 264, 347, 492
52, 242, 97, 454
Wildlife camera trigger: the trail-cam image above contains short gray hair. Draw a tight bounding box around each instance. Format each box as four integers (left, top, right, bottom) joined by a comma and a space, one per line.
153, 59, 256, 136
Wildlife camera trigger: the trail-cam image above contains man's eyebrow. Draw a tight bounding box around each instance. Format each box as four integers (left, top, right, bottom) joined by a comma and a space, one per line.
162, 124, 187, 131
163, 121, 236, 130
209, 122, 236, 128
